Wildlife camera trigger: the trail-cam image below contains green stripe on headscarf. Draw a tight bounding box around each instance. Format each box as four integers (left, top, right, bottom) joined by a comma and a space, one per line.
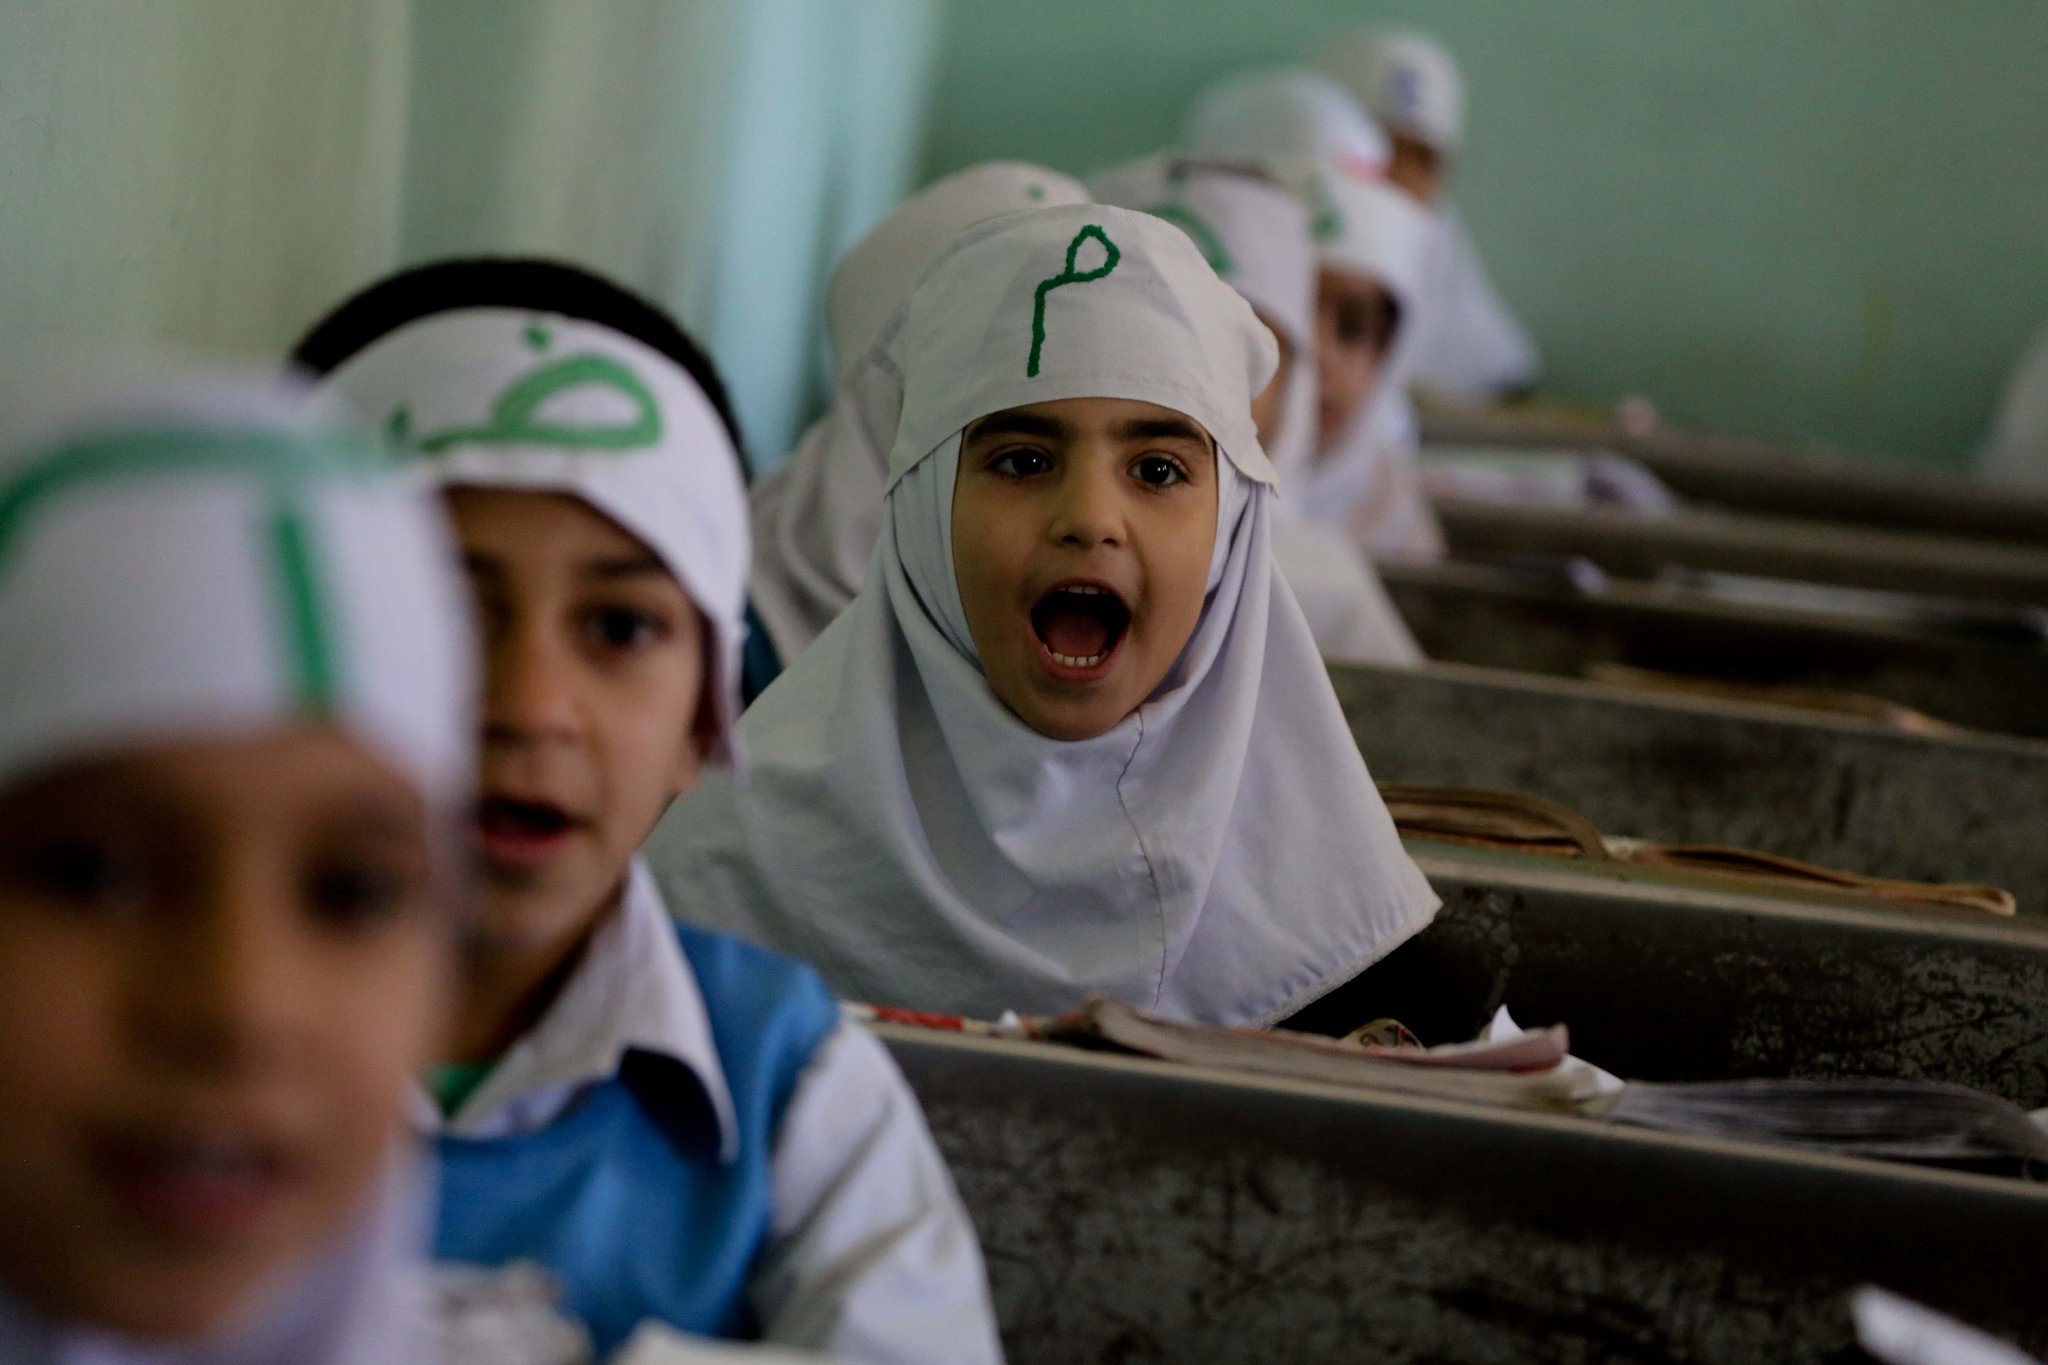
0, 427, 377, 713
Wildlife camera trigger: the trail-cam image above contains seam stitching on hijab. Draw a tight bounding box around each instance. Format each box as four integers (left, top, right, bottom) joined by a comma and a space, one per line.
1110, 705, 1169, 1009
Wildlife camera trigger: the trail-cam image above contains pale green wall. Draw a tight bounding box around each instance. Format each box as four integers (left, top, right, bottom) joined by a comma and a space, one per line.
923, 0, 2048, 466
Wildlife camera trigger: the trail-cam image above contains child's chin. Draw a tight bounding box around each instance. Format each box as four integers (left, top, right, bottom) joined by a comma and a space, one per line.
26, 1236, 277, 1345
1013, 688, 1130, 743
474, 863, 621, 947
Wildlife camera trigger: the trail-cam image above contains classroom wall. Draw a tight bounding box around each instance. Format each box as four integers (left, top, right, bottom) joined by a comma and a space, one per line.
0, 0, 941, 464
922, 0, 2048, 467
0, 1, 412, 357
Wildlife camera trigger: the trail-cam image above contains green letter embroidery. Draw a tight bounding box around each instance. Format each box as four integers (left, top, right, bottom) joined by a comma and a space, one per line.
416, 354, 662, 453
1028, 225, 1121, 377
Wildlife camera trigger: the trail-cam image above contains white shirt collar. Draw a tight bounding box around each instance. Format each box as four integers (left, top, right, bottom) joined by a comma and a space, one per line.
415, 858, 741, 1161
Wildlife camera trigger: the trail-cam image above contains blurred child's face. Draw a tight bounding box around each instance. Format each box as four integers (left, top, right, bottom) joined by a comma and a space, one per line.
0, 730, 444, 1340
1247, 309, 1293, 448
953, 397, 1219, 742
1315, 268, 1401, 445
447, 489, 709, 959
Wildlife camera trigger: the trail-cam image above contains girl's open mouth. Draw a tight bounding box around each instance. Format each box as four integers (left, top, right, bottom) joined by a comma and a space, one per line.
476, 796, 579, 870
91, 1127, 299, 1243
1030, 583, 1131, 678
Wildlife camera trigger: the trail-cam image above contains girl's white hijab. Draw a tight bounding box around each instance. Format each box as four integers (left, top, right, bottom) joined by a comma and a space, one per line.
1088, 157, 1423, 664
1182, 67, 1444, 559
1314, 28, 1467, 156
650, 205, 1436, 1027
1293, 167, 1446, 562
750, 162, 1090, 667
1086, 154, 1320, 478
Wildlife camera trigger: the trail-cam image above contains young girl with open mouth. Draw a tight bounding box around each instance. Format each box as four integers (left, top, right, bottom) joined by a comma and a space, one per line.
651, 204, 1438, 1029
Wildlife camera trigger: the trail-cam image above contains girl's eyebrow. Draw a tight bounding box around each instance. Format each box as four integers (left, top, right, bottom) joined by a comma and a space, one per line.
969, 411, 1069, 442
581, 551, 669, 581
1114, 416, 1211, 447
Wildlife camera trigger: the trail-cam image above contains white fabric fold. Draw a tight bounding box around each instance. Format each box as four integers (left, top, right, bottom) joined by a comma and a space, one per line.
650, 205, 1436, 1027
1407, 204, 1543, 401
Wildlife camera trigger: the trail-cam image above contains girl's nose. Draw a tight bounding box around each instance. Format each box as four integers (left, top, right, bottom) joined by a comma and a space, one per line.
1046, 458, 1126, 549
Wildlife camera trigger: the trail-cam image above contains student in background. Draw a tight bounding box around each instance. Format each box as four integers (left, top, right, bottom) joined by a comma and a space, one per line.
1316, 28, 1542, 403
1978, 322, 2048, 481
0, 367, 474, 1362
1089, 155, 1423, 664
293, 260, 1001, 1365
1182, 67, 1446, 562
749, 163, 1089, 674
649, 206, 1436, 1029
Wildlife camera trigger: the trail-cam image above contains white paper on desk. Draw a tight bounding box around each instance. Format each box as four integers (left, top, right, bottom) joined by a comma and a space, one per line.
612, 1322, 843, 1364
1479, 1006, 1626, 1099
1853, 1286, 2041, 1365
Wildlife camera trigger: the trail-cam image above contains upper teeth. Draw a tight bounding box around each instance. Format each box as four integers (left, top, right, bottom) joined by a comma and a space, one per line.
1066, 585, 1105, 596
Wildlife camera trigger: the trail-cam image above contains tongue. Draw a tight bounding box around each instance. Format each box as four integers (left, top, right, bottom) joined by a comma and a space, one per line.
1039, 607, 1110, 660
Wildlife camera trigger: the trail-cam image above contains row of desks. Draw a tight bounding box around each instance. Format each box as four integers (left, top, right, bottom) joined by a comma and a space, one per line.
1392, 844, 2048, 1106
896, 652, 2048, 1358
885, 831, 2048, 1360
888, 1027, 2048, 1364
1328, 658, 2048, 915
1417, 405, 2048, 545
1381, 559, 2048, 738
1435, 497, 2048, 606
897, 443, 2048, 1359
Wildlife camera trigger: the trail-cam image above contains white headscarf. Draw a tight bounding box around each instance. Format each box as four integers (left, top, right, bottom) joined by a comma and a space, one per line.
1179, 67, 1391, 189
0, 364, 468, 1364
1314, 31, 1541, 402
1294, 171, 1445, 561
1088, 157, 1423, 664
1314, 29, 1467, 155
1182, 68, 1445, 560
0, 364, 473, 807
318, 307, 750, 767
750, 162, 1091, 668
648, 205, 1436, 1027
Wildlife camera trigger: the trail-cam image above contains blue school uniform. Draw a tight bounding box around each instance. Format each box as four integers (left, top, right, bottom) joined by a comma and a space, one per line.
420, 860, 1001, 1362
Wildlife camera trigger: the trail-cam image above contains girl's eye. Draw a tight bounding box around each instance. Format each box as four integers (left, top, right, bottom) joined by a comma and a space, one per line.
304, 858, 415, 931
582, 607, 665, 651
17, 838, 150, 914
1335, 303, 1374, 345
989, 447, 1052, 479
1132, 455, 1188, 488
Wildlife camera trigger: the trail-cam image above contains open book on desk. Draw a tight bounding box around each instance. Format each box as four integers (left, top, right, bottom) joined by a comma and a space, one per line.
918, 997, 2048, 1172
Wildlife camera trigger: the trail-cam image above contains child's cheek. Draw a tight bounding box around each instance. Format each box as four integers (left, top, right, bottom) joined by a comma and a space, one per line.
299, 932, 444, 1235
0, 926, 120, 1116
